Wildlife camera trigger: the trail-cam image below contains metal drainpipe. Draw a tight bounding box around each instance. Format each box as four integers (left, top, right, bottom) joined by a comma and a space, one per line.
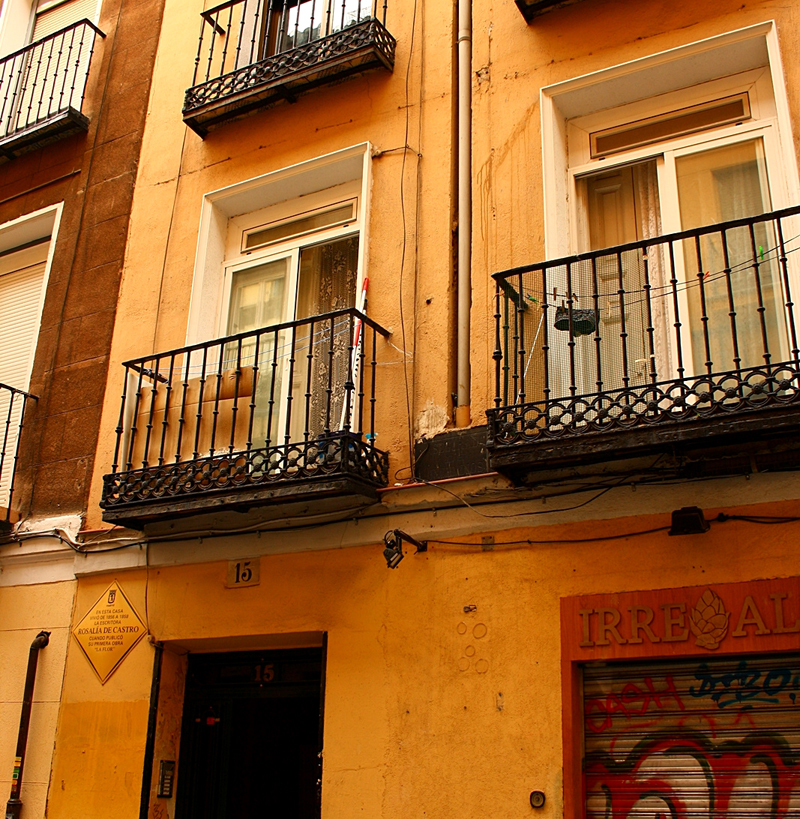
138, 642, 164, 819
5, 631, 50, 819
456, 0, 472, 427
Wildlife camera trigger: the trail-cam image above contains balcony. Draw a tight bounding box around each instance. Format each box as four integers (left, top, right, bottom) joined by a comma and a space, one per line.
514, 0, 587, 23
183, 0, 395, 136
101, 309, 390, 527
487, 206, 800, 480
0, 20, 105, 160
1, 382, 36, 530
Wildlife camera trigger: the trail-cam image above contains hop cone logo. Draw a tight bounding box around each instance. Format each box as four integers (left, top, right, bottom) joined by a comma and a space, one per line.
689, 588, 729, 649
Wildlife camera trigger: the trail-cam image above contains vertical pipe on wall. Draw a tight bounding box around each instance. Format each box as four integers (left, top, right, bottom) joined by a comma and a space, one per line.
455, 0, 471, 427
138, 642, 163, 819
5, 630, 50, 819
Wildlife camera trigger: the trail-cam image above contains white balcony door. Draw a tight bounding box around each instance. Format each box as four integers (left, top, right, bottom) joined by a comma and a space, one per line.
668, 135, 786, 377
222, 234, 358, 451
578, 128, 790, 396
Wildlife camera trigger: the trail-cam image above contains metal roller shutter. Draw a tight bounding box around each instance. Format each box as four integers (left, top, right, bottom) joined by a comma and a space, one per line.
583, 655, 800, 819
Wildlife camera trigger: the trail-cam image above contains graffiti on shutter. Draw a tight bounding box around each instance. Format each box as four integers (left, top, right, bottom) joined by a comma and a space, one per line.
583, 655, 800, 819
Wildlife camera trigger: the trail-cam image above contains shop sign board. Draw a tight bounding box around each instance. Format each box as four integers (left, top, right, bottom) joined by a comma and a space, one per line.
560, 575, 800, 819
562, 575, 800, 661
72, 581, 146, 683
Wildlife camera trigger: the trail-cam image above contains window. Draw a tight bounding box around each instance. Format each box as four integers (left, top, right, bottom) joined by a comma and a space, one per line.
181, 144, 370, 456
222, 188, 361, 445
0, 207, 59, 510
539, 24, 800, 397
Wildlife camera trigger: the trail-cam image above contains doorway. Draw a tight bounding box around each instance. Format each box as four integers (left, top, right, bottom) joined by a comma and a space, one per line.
175, 648, 324, 819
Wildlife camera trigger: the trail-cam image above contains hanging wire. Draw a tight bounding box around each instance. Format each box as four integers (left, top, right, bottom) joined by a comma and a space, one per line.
509, 230, 800, 311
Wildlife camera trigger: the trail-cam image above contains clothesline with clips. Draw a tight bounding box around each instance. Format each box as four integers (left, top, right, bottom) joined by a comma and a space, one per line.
498, 230, 800, 310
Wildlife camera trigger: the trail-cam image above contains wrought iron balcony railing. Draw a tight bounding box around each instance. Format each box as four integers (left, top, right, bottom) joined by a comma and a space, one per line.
488, 205, 800, 472
0, 20, 104, 159
1, 382, 36, 524
182, 0, 394, 135
101, 309, 390, 525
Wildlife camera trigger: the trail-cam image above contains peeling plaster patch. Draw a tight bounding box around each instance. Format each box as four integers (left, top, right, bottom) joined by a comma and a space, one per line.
476, 65, 491, 84
415, 400, 449, 439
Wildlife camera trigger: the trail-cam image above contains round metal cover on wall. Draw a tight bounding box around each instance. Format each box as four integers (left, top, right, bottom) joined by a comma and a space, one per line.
530, 790, 546, 808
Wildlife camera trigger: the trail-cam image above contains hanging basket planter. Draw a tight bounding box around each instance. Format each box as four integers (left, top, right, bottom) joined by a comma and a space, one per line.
554, 305, 598, 337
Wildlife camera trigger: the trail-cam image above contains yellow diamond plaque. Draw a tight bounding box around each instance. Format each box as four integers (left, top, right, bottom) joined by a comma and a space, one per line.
73, 581, 146, 684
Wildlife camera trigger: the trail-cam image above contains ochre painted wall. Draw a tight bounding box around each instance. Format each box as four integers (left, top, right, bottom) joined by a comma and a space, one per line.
0, 580, 74, 818
49, 499, 800, 819
468, 0, 800, 412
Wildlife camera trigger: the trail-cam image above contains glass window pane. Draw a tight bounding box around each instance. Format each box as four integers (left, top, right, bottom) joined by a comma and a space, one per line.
676, 138, 786, 374
227, 259, 288, 336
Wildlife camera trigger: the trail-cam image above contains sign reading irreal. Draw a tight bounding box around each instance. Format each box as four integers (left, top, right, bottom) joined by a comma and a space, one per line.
72, 581, 146, 683
562, 575, 800, 661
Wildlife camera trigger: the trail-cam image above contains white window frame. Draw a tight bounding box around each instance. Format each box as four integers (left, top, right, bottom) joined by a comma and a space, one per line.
540, 21, 800, 260
0, 203, 61, 391
219, 179, 362, 337
186, 143, 372, 347
0, 0, 101, 58
567, 69, 786, 249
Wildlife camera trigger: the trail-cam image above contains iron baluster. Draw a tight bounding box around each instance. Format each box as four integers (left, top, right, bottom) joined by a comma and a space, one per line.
667, 239, 685, 385
265, 327, 279, 449
234, 0, 249, 70
303, 318, 315, 442
493, 280, 502, 409
110, 370, 129, 475
193, 13, 206, 84
748, 221, 772, 366
80, 28, 99, 110
175, 350, 192, 463
356, 320, 366, 433
776, 216, 800, 366
324, 315, 336, 435
208, 342, 226, 457
615, 251, 631, 399
55, 29, 70, 114
641, 247, 658, 388
157, 355, 176, 467
246, 334, 260, 453
342, 314, 355, 434
220, 4, 235, 77
541, 266, 550, 406
369, 325, 378, 444
565, 262, 577, 399
229, 338, 244, 454
516, 271, 526, 405
283, 323, 298, 449
192, 346, 209, 460
720, 228, 742, 376
141, 356, 163, 468
125, 365, 145, 472
291, 0, 301, 51
204, 10, 218, 81
308, 0, 317, 48
694, 234, 714, 376
249, 0, 262, 63
590, 255, 603, 394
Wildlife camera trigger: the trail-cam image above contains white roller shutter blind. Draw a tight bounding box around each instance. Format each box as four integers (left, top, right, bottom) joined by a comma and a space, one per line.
32, 0, 96, 40
0, 253, 47, 504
